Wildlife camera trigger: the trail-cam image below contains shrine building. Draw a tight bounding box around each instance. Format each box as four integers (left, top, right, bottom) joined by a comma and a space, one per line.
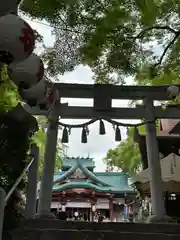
50, 156, 136, 221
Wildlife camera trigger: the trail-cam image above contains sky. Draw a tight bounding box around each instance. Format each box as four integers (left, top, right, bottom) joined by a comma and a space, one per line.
24, 17, 139, 171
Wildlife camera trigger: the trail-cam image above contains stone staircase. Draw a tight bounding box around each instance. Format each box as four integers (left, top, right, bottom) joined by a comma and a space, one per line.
7, 220, 180, 240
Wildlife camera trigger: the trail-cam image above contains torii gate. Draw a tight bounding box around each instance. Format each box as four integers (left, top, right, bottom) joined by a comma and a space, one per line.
36, 83, 180, 222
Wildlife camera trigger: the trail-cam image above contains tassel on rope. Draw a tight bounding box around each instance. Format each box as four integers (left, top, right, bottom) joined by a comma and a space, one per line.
133, 127, 140, 142
81, 127, 87, 143
99, 119, 106, 135
115, 126, 121, 141
62, 127, 69, 143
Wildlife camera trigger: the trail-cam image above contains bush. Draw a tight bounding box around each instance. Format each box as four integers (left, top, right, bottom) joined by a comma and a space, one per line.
0, 106, 38, 230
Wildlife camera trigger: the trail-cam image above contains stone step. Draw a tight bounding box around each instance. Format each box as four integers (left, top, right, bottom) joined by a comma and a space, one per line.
21, 219, 180, 234
10, 228, 180, 240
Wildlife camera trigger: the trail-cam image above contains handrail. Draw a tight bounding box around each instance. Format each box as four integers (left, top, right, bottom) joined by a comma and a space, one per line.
5, 156, 34, 203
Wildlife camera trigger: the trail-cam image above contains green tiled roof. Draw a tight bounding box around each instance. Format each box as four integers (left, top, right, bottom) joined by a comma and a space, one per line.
62, 157, 95, 169
95, 172, 130, 190
54, 159, 109, 187
53, 181, 134, 194
53, 157, 135, 194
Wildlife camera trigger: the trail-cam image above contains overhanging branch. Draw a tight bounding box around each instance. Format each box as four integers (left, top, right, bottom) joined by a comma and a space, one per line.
155, 31, 180, 67
136, 25, 178, 39
136, 25, 180, 68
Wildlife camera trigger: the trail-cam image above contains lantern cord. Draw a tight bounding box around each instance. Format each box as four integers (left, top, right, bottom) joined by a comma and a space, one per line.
56, 117, 155, 129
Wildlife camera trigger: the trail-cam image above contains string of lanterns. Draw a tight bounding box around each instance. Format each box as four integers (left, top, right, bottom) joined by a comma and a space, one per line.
58, 117, 155, 143
0, 1, 59, 113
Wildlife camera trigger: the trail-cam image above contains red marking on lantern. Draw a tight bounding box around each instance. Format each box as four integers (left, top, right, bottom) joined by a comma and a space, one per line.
19, 21, 35, 54
36, 60, 44, 81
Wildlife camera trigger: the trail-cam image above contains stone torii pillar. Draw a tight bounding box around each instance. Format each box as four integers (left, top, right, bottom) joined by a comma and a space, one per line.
144, 98, 170, 222
36, 103, 59, 218
25, 144, 39, 219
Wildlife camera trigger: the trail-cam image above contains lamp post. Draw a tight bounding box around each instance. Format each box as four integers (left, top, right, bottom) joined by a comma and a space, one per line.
61, 204, 66, 212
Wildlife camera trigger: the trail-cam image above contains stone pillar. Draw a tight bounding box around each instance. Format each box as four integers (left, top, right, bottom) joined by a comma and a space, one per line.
36, 104, 59, 218
0, 188, 5, 240
25, 144, 39, 219
144, 98, 169, 222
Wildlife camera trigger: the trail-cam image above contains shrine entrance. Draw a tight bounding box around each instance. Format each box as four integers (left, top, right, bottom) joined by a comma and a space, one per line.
35, 83, 180, 222
66, 208, 90, 221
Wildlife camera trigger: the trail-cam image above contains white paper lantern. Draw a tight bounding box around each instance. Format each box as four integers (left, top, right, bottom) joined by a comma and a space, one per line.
0, 14, 35, 64
0, 1, 18, 17
8, 53, 44, 89
21, 78, 46, 104
21, 80, 49, 110
21, 80, 59, 110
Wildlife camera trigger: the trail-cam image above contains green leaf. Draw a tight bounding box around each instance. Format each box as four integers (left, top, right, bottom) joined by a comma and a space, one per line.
104, 129, 141, 176
135, 0, 158, 25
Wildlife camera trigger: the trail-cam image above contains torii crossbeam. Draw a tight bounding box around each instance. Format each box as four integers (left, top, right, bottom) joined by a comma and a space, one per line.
31, 84, 180, 119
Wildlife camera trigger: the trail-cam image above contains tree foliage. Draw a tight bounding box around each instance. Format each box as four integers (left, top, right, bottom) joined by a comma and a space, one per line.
0, 66, 19, 111
0, 115, 35, 230
104, 128, 142, 176
104, 121, 162, 175
0, 67, 64, 230
20, 0, 180, 83
0, 66, 37, 230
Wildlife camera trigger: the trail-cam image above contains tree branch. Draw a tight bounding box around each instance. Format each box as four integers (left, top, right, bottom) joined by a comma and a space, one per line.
136, 25, 180, 68
155, 30, 180, 67
136, 25, 178, 38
